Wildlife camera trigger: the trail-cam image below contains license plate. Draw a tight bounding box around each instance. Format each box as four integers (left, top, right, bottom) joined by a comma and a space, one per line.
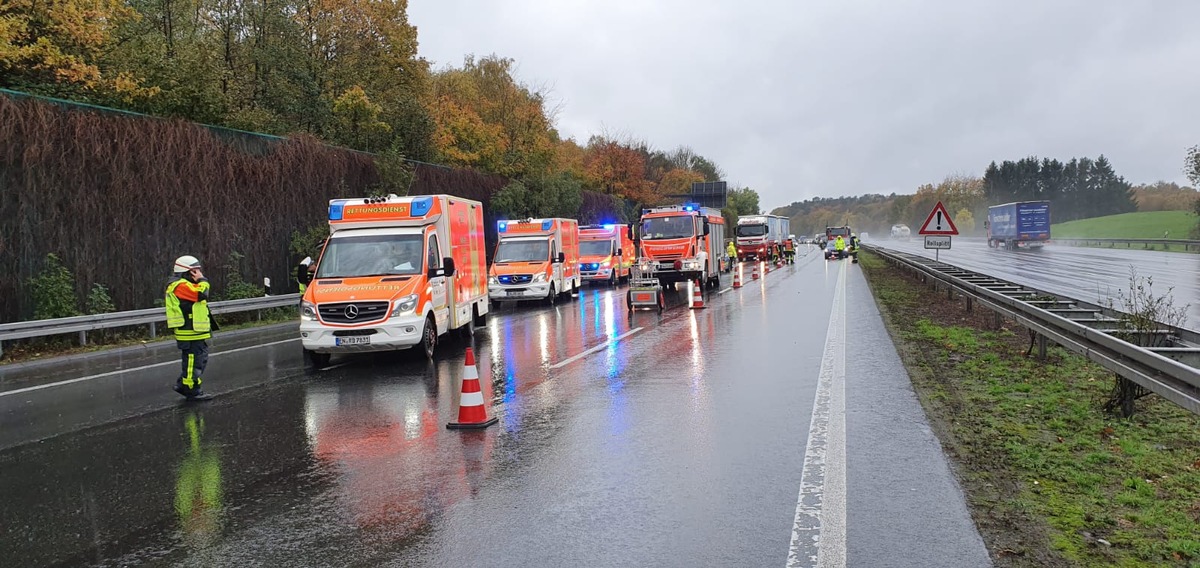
336, 336, 371, 346
506, 290, 523, 297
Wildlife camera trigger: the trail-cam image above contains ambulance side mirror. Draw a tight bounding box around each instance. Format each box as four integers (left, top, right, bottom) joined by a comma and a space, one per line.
555, 252, 565, 263
443, 257, 456, 277
629, 225, 639, 244
616, 249, 623, 257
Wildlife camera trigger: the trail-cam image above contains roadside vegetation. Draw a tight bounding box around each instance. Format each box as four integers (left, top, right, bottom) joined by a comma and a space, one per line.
859, 251, 1200, 567
1052, 211, 1198, 240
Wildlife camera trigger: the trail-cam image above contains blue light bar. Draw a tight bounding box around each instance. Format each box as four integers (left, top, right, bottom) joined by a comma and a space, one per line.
410, 196, 433, 216
328, 200, 346, 221
498, 221, 508, 233
603, 224, 615, 231
542, 220, 553, 231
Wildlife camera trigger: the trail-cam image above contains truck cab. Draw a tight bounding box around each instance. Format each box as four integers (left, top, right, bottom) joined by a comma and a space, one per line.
735, 215, 773, 261
579, 224, 634, 286
488, 218, 582, 304
298, 195, 489, 367
635, 204, 726, 290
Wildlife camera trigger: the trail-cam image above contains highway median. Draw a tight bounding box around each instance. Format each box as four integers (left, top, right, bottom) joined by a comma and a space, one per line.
859, 250, 1200, 567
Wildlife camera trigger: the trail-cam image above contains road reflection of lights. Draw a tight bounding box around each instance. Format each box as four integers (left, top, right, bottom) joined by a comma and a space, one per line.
603, 291, 616, 339
538, 314, 550, 363
688, 312, 711, 411
403, 403, 422, 439
593, 289, 602, 336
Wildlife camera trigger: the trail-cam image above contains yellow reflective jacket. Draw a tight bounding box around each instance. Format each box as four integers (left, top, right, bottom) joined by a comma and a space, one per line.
166, 277, 212, 340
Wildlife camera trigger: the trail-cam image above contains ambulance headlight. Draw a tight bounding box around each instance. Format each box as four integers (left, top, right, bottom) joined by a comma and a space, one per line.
391, 294, 418, 317
532, 273, 547, 283
488, 276, 499, 285
300, 301, 317, 321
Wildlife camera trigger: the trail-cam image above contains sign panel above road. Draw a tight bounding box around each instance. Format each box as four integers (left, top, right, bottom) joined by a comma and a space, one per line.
918, 201, 959, 235
924, 235, 951, 249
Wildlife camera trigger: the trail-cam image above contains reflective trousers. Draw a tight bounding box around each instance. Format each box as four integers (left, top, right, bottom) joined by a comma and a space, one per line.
176, 339, 209, 392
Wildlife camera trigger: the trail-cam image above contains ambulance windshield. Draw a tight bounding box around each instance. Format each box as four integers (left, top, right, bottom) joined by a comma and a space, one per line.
316, 234, 424, 278
642, 216, 694, 240
579, 240, 613, 257
495, 239, 549, 263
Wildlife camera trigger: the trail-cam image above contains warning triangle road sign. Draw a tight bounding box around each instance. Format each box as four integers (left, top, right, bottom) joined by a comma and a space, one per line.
918, 201, 959, 235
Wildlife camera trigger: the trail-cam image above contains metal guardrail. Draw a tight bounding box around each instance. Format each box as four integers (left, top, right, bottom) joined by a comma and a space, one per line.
1054, 237, 1200, 252
864, 245, 1200, 416
0, 294, 300, 359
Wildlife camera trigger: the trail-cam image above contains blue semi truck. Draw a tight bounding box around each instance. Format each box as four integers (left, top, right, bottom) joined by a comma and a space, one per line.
985, 201, 1051, 249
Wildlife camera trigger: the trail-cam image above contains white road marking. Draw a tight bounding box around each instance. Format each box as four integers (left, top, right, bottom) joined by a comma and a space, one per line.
549, 327, 644, 370
0, 338, 300, 398
718, 287, 734, 294
787, 260, 848, 567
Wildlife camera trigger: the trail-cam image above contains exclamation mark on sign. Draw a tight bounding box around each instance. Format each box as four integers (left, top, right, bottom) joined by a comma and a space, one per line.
936, 210, 943, 230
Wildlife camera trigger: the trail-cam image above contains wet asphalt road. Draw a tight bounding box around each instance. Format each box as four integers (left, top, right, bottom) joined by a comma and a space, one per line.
875, 237, 1200, 327
0, 246, 989, 567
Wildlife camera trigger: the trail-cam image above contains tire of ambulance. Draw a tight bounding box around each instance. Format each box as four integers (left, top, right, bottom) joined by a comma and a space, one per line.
608, 272, 617, 288
545, 285, 557, 306
304, 349, 331, 369
415, 314, 436, 359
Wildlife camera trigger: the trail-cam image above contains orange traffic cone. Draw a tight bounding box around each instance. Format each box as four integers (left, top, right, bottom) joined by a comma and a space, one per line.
751, 261, 760, 280
447, 347, 498, 429
690, 280, 706, 309
732, 264, 743, 288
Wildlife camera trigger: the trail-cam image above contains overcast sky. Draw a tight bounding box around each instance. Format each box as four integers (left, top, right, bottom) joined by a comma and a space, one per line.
408, 1, 1200, 212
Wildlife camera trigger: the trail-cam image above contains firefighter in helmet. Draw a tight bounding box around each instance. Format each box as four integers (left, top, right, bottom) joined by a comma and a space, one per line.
166, 255, 216, 400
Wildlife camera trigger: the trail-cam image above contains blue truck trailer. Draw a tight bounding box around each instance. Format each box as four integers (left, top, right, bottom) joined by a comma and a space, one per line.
985, 201, 1051, 249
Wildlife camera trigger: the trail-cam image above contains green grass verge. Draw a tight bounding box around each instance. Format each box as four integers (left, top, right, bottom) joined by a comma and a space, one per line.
1052, 211, 1198, 240
860, 251, 1200, 567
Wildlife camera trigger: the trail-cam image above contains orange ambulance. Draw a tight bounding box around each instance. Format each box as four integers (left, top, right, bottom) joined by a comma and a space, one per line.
488, 218, 581, 304
578, 224, 635, 286
298, 194, 488, 366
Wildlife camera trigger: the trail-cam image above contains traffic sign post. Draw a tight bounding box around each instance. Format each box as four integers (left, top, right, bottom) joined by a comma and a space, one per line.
918, 202, 958, 261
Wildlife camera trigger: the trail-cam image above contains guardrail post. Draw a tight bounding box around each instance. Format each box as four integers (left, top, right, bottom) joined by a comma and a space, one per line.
149, 322, 157, 339
965, 297, 973, 313
1038, 334, 1048, 360
79, 330, 87, 347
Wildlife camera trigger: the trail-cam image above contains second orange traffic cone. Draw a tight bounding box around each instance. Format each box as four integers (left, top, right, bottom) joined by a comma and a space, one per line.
447, 347, 498, 429
732, 264, 743, 288
690, 280, 706, 309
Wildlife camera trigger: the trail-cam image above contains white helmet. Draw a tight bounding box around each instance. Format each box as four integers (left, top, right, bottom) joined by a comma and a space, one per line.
173, 255, 202, 274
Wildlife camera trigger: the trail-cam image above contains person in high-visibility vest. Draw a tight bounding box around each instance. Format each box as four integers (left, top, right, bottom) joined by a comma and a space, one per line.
784, 238, 796, 264
725, 240, 737, 271
166, 255, 216, 400
296, 256, 316, 293
834, 235, 846, 259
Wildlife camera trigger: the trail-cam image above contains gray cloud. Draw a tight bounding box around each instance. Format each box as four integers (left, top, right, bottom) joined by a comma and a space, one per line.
409, 0, 1200, 211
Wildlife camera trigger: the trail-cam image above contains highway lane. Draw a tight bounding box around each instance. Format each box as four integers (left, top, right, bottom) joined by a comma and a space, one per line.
0, 249, 988, 567
876, 237, 1200, 327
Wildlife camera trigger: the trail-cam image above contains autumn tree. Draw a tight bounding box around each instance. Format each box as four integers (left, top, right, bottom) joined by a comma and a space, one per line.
728, 187, 761, 215
491, 174, 583, 220
428, 54, 556, 179
583, 136, 655, 204
955, 208, 976, 234
330, 86, 393, 152
0, 0, 153, 100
